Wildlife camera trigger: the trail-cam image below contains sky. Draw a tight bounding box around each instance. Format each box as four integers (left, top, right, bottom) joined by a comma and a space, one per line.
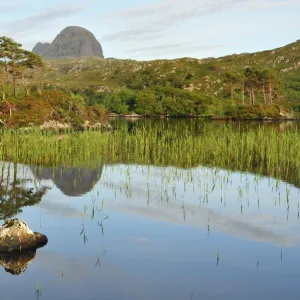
0, 0, 300, 60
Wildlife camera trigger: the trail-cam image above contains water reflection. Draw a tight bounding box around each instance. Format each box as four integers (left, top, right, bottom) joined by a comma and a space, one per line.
0, 162, 49, 220
110, 118, 300, 135
32, 166, 103, 197
98, 165, 300, 247
2, 162, 299, 249
0, 250, 37, 275
0, 159, 300, 299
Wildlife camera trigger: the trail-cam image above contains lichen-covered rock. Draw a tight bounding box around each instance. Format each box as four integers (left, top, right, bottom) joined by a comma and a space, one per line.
40, 120, 71, 130
83, 120, 112, 130
0, 250, 36, 275
0, 219, 48, 252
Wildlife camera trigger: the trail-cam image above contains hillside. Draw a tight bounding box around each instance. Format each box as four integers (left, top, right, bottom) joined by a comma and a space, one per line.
2, 37, 300, 122
40, 39, 300, 118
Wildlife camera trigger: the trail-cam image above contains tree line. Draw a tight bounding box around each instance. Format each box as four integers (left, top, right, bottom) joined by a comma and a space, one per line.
224, 67, 282, 105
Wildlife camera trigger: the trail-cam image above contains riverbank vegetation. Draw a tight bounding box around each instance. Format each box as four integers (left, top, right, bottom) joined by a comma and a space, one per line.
1, 122, 300, 187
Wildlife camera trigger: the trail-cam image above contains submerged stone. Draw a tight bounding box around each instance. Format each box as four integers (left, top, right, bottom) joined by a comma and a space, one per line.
0, 219, 48, 252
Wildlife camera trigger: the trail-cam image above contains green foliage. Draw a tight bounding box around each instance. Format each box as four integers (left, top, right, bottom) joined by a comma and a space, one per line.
185, 73, 193, 80
135, 90, 158, 115
0, 90, 108, 128
78, 86, 216, 117
0, 37, 27, 97
0, 36, 44, 99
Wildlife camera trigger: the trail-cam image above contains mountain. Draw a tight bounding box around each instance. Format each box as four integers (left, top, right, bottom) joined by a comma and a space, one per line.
33, 26, 104, 59
32, 42, 51, 56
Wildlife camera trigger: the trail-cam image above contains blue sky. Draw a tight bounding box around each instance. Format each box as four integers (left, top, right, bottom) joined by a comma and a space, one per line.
1, 0, 300, 60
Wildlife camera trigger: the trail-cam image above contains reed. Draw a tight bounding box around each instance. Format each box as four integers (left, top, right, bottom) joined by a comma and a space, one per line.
1, 123, 300, 187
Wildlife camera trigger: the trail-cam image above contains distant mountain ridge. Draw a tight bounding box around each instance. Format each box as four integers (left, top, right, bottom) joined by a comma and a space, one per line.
33, 26, 104, 59
32, 42, 51, 56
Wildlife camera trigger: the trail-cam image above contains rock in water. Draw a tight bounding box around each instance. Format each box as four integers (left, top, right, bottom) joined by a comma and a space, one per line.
33, 26, 104, 59
0, 219, 48, 252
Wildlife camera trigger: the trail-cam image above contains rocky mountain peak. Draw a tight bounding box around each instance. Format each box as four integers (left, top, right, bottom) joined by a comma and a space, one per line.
33, 26, 104, 59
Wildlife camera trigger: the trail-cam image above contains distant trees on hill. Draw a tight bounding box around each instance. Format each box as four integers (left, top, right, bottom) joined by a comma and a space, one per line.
224, 67, 282, 105
74, 62, 284, 118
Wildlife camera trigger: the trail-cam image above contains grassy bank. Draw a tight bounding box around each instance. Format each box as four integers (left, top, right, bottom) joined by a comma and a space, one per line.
1, 123, 299, 187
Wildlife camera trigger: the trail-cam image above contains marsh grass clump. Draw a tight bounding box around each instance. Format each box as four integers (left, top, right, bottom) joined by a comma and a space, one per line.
1, 123, 300, 187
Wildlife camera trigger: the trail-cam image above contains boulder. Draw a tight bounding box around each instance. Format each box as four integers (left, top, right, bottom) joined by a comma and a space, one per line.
0, 219, 48, 252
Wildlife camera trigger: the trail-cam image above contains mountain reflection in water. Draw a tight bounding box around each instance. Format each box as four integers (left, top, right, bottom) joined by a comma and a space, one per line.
32, 165, 103, 197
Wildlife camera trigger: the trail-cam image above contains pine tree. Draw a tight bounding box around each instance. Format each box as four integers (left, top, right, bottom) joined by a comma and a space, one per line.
224, 72, 238, 101
0, 37, 26, 98
23, 51, 45, 95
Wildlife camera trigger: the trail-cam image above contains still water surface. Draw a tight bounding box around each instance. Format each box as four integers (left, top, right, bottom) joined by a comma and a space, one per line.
1, 120, 300, 300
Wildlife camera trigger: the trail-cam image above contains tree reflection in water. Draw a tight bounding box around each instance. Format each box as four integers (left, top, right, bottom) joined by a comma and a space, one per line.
0, 162, 50, 275
0, 162, 49, 221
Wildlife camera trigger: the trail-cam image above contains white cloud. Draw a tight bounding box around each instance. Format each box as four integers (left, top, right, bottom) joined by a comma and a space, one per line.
106, 0, 187, 19
102, 26, 163, 42
127, 42, 223, 55
1, 4, 86, 36
103, 0, 239, 41
244, 0, 299, 10
102, 0, 299, 42
0, 5, 17, 14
